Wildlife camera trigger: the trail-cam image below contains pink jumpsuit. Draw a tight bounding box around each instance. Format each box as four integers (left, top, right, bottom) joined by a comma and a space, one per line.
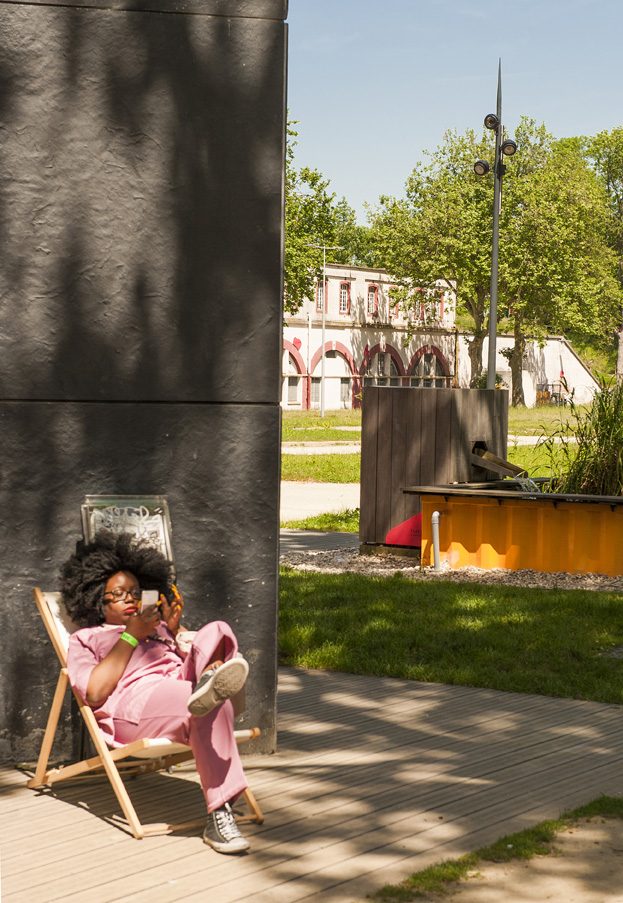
67, 620, 248, 813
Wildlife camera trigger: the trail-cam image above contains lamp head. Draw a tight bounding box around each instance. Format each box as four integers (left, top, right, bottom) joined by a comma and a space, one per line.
501, 139, 518, 157
473, 160, 490, 177
484, 113, 499, 131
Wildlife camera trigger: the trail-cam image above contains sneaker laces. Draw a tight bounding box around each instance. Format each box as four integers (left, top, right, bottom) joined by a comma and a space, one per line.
213, 803, 242, 841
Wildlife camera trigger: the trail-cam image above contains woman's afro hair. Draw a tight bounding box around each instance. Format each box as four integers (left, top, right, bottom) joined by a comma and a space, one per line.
60, 530, 174, 627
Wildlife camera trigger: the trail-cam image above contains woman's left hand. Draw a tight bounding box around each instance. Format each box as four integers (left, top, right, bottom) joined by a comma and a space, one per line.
160, 588, 184, 635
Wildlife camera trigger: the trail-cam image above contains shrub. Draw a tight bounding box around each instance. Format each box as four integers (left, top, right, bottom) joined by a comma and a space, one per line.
542, 380, 623, 495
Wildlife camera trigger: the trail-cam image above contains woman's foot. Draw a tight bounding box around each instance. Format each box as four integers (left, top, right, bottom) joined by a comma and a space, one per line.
203, 802, 250, 853
187, 656, 249, 717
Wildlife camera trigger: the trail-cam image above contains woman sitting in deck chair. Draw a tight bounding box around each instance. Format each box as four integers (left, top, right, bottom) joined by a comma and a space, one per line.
60, 530, 251, 854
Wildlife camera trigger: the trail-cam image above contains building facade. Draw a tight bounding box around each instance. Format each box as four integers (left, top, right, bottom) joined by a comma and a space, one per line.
282, 263, 599, 409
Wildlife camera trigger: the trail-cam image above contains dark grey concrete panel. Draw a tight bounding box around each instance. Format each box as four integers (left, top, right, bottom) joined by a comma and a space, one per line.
0, 0, 288, 16
0, 401, 280, 760
0, 5, 285, 403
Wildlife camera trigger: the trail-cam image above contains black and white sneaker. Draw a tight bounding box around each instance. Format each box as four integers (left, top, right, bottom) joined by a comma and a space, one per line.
187, 656, 249, 717
203, 802, 250, 854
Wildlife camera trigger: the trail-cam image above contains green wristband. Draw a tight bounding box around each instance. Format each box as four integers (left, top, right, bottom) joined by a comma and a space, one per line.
120, 631, 139, 649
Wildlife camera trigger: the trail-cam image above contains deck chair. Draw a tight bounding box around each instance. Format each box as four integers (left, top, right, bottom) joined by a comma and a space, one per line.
27, 587, 264, 838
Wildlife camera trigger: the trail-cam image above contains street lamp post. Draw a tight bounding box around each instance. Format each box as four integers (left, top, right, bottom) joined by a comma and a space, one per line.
474, 60, 517, 390
308, 242, 343, 417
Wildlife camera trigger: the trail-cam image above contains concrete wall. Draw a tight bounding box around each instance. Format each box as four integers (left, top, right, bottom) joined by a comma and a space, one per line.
0, 0, 287, 760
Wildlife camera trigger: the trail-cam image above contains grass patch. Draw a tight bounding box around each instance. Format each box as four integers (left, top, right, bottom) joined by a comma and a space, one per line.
282, 409, 361, 442
281, 446, 569, 483
279, 570, 623, 703
506, 441, 575, 478
371, 795, 623, 901
281, 454, 360, 483
507, 404, 584, 436
281, 508, 360, 532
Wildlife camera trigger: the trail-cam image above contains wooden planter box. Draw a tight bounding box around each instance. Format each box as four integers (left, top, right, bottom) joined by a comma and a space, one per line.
410, 486, 623, 577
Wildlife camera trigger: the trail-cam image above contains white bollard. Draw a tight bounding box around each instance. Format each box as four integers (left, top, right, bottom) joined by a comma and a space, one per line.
431, 510, 442, 571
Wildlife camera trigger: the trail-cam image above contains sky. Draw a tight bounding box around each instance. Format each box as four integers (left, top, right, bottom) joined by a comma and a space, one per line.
286, 0, 623, 221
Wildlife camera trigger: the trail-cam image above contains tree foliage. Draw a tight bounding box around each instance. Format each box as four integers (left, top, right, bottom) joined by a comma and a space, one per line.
368, 127, 499, 384
586, 127, 623, 379
368, 118, 623, 400
284, 125, 371, 314
500, 125, 621, 402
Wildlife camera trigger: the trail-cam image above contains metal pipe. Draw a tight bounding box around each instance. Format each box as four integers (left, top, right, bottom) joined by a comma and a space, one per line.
431, 510, 442, 571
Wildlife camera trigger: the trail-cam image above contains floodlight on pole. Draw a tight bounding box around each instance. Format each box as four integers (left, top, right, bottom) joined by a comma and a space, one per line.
473, 60, 518, 390
307, 242, 343, 416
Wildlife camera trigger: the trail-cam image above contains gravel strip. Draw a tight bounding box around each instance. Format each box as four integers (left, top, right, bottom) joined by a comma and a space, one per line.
280, 547, 623, 593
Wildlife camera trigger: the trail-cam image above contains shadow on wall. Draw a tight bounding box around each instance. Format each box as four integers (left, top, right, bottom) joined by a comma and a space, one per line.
0, 6, 284, 757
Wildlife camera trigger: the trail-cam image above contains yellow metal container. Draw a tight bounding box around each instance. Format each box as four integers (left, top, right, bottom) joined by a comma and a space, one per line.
417, 490, 623, 577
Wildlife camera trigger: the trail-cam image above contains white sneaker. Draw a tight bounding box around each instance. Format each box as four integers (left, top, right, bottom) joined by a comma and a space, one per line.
203, 802, 250, 854
187, 657, 249, 717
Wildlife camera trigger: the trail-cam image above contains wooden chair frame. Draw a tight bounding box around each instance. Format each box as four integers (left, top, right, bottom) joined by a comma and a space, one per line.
27, 587, 264, 838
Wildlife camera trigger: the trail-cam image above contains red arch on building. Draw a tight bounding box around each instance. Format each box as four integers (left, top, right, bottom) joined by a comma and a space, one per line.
407, 344, 450, 377
283, 339, 310, 409
359, 342, 407, 377
310, 341, 361, 409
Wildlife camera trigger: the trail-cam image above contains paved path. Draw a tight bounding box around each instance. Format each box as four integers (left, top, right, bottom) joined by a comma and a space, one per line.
282, 435, 549, 455
280, 529, 359, 554
280, 481, 360, 521
6, 668, 623, 902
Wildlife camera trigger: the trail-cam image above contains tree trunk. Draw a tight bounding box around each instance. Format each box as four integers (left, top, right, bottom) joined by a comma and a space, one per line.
509, 318, 526, 406
467, 333, 485, 387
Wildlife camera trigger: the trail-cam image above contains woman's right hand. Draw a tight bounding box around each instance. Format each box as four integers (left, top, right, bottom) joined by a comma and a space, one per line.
125, 608, 160, 641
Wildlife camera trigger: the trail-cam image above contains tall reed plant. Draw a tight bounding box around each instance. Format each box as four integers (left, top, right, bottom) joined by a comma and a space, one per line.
542, 380, 623, 495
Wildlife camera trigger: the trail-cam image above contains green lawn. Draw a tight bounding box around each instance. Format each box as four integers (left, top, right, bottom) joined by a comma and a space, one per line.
279, 569, 623, 704
280, 443, 570, 483
281, 404, 581, 441
507, 404, 581, 436
281, 453, 361, 483
282, 409, 361, 443
281, 509, 360, 532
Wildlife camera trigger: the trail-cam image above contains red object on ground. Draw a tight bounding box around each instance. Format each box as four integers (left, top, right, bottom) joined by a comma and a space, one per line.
385, 514, 422, 548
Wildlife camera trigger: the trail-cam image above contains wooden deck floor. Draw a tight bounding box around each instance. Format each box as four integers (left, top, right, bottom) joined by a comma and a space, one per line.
2, 667, 623, 902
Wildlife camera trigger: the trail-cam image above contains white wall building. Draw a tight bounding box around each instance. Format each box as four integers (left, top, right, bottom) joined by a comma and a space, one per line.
282, 263, 598, 410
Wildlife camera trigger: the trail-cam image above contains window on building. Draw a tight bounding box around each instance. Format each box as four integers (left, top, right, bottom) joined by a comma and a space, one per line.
315, 280, 325, 312
339, 282, 350, 314
287, 376, 299, 405
340, 377, 350, 406
410, 352, 446, 388
367, 285, 378, 315
311, 377, 321, 406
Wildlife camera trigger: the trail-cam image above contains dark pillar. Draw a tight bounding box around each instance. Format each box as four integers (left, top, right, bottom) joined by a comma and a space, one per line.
0, 0, 287, 759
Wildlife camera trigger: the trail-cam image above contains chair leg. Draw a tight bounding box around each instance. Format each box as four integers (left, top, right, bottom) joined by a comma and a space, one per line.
241, 787, 264, 824
79, 704, 146, 839
27, 670, 69, 789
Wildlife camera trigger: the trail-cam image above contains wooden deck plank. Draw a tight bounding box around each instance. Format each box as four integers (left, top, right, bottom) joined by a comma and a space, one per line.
3, 666, 623, 902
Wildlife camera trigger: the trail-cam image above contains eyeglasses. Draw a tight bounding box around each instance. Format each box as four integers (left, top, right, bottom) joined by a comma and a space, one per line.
103, 587, 142, 602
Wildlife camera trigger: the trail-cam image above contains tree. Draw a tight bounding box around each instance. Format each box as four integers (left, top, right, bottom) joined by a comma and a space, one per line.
368, 120, 622, 400
284, 126, 369, 313
368, 128, 498, 384
586, 128, 623, 380
500, 125, 622, 404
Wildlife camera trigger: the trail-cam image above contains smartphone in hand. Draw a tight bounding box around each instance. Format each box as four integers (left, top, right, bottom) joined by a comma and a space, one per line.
140, 590, 160, 618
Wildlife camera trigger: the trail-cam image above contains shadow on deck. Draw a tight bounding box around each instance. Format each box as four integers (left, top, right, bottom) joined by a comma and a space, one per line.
2, 666, 623, 902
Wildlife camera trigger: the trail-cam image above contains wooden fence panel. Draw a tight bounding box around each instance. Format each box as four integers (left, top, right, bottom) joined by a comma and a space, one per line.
360, 387, 510, 546
359, 387, 379, 543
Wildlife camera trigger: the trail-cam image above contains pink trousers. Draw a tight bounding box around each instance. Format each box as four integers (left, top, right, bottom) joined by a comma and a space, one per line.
113, 621, 248, 813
